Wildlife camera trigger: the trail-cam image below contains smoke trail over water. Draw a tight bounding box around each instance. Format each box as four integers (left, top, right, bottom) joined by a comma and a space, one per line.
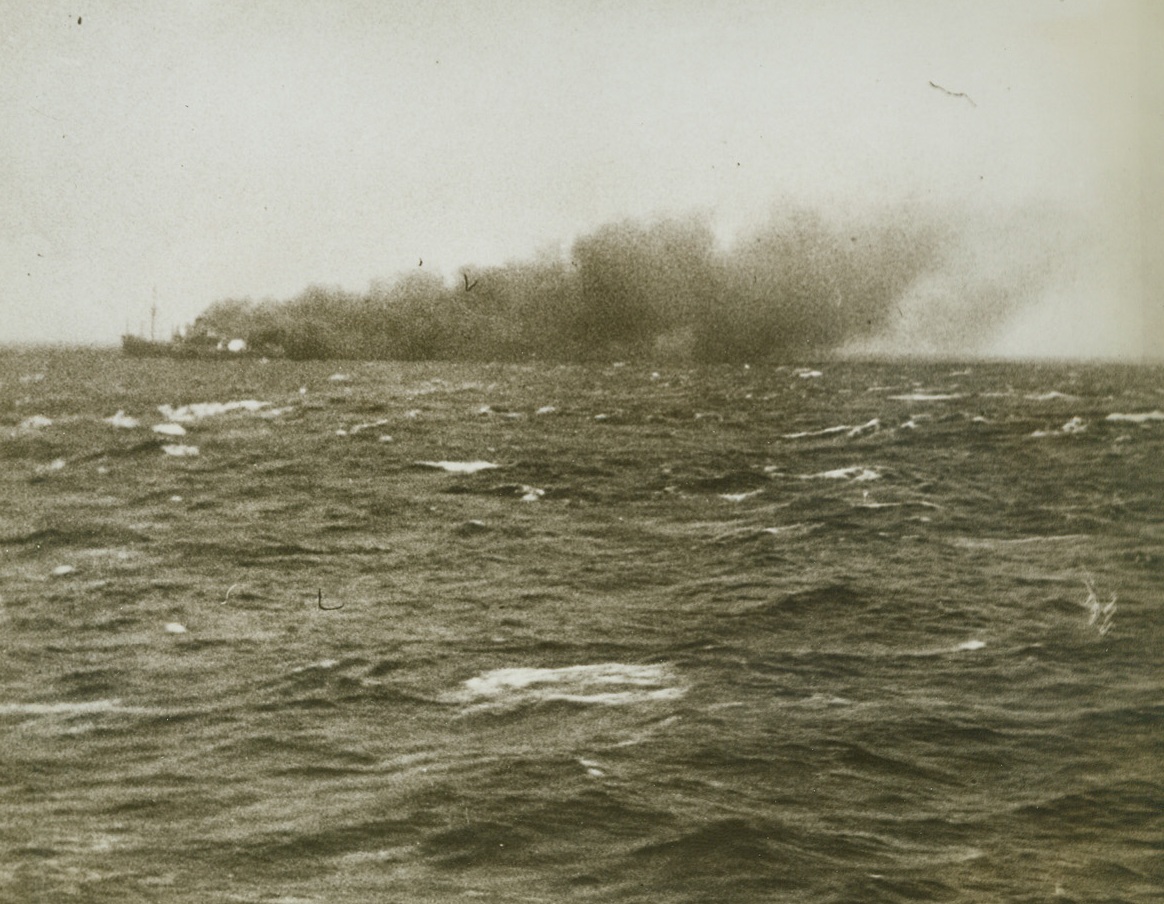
189, 202, 1075, 362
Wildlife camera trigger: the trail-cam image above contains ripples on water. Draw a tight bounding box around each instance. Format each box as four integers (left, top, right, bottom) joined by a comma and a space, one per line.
1, 351, 1161, 902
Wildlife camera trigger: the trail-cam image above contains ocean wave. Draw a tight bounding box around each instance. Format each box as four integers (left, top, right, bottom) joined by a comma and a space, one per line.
0, 699, 149, 716
157, 400, 271, 421
952, 535, 1090, 549
454, 663, 685, 708
782, 424, 851, 439
719, 490, 763, 502
802, 466, 881, 481
1025, 391, 1078, 401
782, 418, 880, 439
1106, 410, 1164, 424
1031, 416, 1086, 437
416, 460, 499, 474
103, 410, 140, 428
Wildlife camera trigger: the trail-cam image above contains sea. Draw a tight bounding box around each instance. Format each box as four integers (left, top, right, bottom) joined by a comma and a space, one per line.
1, 347, 1160, 903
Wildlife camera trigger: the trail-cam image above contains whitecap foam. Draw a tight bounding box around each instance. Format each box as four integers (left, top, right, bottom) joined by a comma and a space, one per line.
104, 410, 140, 429
20, 415, 53, 430
801, 693, 854, 707
720, 490, 762, 502
1106, 410, 1164, 424
802, 466, 881, 481
291, 659, 339, 673
887, 393, 963, 401
762, 523, 816, 536
955, 639, 986, 651
1031, 417, 1086, 438
416, 460, 499, 474
161, 444, 199, 457
847, 418, 880, 437
782, 424, 850, 439
1025, 391, 1077, 401
152, 422, 187, 436
952, 534, 1089, 549
346, 418, 389, 435
157, 400, 269, 422
0, 699, 123, 715
457, 663, 683, 708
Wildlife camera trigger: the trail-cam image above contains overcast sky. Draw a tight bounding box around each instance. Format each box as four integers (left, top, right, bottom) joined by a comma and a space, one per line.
1, 0, 1160, 358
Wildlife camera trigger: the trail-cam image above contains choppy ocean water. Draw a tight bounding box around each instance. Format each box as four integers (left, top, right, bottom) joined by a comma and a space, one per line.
1, 349, 1160, 903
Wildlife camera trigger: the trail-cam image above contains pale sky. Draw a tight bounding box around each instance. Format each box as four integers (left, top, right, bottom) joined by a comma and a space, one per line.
1, 0, 1160, 358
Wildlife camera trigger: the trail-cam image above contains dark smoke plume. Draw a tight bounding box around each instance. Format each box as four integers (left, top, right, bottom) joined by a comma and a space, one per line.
185, 203, 1048, 362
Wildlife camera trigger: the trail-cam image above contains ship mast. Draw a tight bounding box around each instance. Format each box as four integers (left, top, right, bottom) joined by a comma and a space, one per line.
150, 287, 158, 341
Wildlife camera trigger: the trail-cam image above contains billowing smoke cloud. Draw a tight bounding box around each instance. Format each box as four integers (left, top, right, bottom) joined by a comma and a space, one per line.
843, 202, 1095, 358
186, 202, 1064, 362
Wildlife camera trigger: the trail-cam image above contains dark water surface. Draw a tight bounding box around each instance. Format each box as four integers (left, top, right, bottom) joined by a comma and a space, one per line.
1, 349, 1161, 903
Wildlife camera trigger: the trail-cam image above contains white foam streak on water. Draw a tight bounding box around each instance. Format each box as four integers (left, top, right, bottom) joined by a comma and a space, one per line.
783, 425, 850, 439
416, 460, 499, 474
848, 418, 880, 436
952, 535, 1090, 549
0, 700, 125, 715
763, 523, 815, 536
802, 466, 881, 481
1106, 411, 1164, 423
799, 694, 855, 707
888, 393, 964, 401
346, 419, 389, 435
1026, 391, 1077, 401
466, 663, 670, 693
157, 400, 270, 421
532, 688, 685, 705
720, 490, 762, 502
291, 659, 339, 673
458, 663, 684, 708
104, 410, 140, 428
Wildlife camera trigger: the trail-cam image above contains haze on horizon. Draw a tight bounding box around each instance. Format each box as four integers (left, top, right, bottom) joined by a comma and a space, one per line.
1, 0, 1161, 360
